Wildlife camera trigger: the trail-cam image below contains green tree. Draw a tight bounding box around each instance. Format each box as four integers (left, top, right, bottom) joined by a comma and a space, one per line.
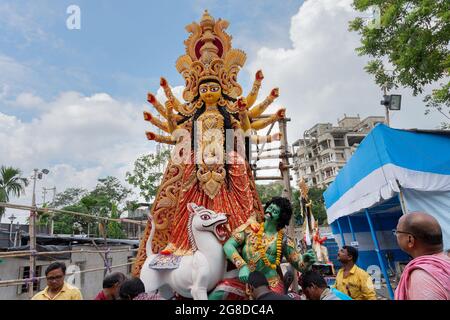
107, 203, 125, 239
0, 166, 29, 220
291, 189, 303, 226
256, 182, 284, 204
53, 203, 87, 235
90, 176, 132, 207
291, 187, 328, 226
308, 187, 328, 226
50, 188, 87, 208
349, 0, 450, 126
52, 177, 130, 238
126, 150, 170, 202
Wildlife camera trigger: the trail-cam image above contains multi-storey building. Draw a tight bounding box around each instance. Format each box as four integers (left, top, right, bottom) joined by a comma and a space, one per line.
292, 115, 386, 189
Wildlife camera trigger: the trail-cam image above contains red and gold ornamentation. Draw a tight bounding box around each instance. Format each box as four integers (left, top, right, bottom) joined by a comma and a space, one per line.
135, 11, 286, 273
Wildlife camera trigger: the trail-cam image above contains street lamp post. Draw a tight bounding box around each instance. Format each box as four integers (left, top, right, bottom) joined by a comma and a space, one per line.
28, 168, 49, 298
380, 81, 402, 127
383, 86, 390, 126
43, 186, 56, 235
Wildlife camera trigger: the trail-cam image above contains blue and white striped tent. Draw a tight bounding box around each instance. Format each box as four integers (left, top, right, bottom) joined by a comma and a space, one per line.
323, 124, 450, 298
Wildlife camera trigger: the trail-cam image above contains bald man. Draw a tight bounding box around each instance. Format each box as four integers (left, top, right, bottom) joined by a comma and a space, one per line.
394, 212, 450, 300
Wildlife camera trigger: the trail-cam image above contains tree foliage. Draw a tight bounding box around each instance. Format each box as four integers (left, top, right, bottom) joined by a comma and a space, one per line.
90, 176, 132, 207
308, 187, 328, 226
256, 182, 284, 205
126, 150, 170, 202
107, 203, 126, 239
0, 166, 29, 220
51, 188, 87, 208
256, 183, 328, 226
349, 0, 450, 125
51, 176, 130, 238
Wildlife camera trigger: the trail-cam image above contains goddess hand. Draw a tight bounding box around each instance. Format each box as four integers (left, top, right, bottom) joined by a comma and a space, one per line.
238, 265, 251, 283
276, 108, 286, 119
255, 70, 264, 81
237, 97, 248, 113
270, 88, 279, 99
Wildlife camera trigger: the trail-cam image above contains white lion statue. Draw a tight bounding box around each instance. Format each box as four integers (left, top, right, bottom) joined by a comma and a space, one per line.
140, 203, 229, 300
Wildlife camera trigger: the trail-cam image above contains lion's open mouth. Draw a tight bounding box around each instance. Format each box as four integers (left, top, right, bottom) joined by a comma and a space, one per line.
214, 221, 230, 241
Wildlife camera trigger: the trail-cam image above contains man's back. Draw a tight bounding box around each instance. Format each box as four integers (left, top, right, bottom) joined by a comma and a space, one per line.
405, 252, 450, 300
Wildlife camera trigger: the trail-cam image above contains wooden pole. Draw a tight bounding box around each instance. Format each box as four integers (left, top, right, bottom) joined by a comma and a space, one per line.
278, 118, 299, 291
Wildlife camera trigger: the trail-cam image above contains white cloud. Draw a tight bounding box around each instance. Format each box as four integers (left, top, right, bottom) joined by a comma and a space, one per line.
0, 91, 155, 223
0, 2, 60, 46
11, 92, 44, 108
246, 0, 446, 144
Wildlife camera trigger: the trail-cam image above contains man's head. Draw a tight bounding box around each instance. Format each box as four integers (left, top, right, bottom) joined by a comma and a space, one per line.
300, 271, 328, 300
337, 245, 358, 264
264, 197, 292, 230
248, 271, 269, 299
45, 262, 66, 291
119, 277, 145, 300
395, 212, 443, 258
102, 272, 126, 300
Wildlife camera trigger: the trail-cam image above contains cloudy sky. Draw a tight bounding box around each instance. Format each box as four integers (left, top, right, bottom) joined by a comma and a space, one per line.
0, 0, 445, 223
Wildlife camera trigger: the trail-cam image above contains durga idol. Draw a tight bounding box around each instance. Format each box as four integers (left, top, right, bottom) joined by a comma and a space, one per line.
133, 11, 286, 275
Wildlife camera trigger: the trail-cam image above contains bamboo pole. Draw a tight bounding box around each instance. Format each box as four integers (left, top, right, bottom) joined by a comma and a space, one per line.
0, 202, 147, 226
0, 261, 135, 288
0, 248, 138, 259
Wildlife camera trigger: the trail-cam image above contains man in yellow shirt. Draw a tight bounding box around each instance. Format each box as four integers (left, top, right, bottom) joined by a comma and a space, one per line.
32, 262, 83, 300
334, 246, 376, 300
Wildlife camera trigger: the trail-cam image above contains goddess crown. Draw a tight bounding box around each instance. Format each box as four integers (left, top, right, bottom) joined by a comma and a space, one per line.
175, 10, 246, 102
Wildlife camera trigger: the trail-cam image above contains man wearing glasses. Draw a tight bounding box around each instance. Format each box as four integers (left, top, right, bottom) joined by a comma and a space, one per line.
32, 262, 83, 300
394, 212, 450, 300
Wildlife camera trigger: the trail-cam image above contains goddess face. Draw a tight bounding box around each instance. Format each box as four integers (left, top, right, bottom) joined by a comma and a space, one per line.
199, 81, 222, 105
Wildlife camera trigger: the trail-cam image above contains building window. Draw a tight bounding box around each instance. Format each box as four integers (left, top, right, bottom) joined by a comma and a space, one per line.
18, 265, 42, 295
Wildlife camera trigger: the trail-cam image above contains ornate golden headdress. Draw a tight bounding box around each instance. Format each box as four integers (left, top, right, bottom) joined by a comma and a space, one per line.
175, 10, 247, 103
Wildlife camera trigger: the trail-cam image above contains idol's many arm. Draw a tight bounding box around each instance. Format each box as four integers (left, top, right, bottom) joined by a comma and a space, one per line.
147, 93, 168, 119
237, 98, 252, 132
250, 108, 286, 130
143, 111, 170, 133
247, 88, 279, 119
145, 131, 176, 145
160, 77, 182, 113
165, 101, 180, 133
245, 70, 264, 108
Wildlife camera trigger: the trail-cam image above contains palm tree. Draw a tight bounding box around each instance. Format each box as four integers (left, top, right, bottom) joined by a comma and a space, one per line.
0, 166, 29, 220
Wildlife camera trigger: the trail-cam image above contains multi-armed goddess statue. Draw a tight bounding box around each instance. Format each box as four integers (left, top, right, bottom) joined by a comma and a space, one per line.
133, 11, 311, 300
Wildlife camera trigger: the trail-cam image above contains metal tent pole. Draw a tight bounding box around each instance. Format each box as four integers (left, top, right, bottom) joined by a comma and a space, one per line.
336, 218, 346, 247
347, 216, 357, 243
364, 209, 395, 300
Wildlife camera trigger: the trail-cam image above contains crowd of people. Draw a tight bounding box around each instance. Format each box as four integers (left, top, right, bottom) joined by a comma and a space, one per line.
30, 211, 449, 301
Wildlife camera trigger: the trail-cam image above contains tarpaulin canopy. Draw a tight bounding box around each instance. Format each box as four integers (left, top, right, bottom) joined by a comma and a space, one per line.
324, 124, 450, 243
